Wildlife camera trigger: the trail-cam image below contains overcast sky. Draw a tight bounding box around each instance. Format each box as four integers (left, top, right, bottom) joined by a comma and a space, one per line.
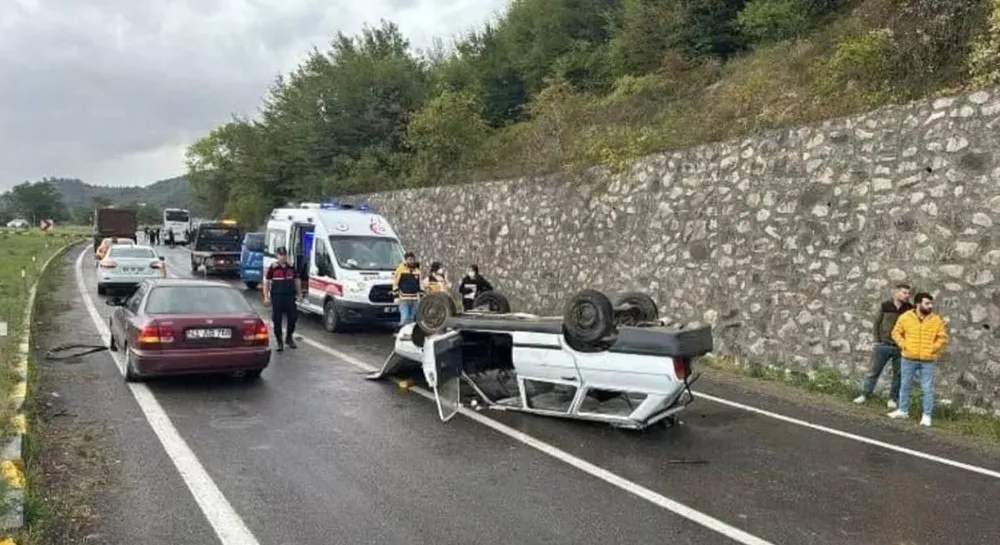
0, 0, 509, 191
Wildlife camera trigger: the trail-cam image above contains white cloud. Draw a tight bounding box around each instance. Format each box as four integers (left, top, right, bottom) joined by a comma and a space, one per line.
0, 0, 508, 192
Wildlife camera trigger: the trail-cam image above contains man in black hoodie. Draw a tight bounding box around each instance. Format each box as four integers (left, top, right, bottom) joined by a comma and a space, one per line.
854, 283, 913, 409
459, 264, 494, 311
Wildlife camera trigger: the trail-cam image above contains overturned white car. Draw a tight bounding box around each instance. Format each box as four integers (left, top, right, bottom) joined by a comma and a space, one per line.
367, 289, 713, 430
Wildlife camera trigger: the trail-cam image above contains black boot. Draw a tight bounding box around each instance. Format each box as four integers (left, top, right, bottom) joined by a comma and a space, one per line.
275, 338, 284, 352
286, 337, 297, 349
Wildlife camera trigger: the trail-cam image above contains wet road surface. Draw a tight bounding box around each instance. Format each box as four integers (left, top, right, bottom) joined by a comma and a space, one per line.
54, 243, 1000, 545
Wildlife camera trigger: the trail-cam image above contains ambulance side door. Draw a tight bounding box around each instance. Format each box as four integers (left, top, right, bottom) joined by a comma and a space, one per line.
307, 235, 338, 310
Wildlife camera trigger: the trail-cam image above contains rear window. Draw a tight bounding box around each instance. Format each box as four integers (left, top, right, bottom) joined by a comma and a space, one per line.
196, 227, 242, 250
144, 286, 254, 315
244, 233, 265, 252
108, 246, 156, 259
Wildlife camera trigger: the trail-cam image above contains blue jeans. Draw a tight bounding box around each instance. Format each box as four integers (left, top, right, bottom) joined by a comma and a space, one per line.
898, 358, 936, 416
862, 343, 901, 401
398, 300, 417, 326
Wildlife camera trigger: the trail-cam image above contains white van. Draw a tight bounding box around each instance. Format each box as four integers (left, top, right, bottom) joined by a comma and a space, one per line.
263, 201, 406, 332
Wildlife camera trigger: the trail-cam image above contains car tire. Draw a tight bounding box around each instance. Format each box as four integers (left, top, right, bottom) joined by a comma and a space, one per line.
108, 321, 118, 352
97, 284, 106, 295
471, 291, 511, 314
244, 281, 258, 290
613, 292, 659, 326
124, 344, 142, 383
563, 289, 615, 345
411, 325, 427, 348
239, 369, 263, 381
416, 292, 458, 335
323, 299, 343, 333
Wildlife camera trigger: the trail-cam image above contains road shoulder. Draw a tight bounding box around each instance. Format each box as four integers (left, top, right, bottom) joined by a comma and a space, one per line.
18, 248, 216, 545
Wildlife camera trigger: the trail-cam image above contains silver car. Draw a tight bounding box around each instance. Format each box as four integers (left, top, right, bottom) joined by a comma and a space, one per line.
97, 244, 166, 295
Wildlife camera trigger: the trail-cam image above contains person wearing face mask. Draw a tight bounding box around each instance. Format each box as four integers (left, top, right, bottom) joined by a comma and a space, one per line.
459, 264, 494, 311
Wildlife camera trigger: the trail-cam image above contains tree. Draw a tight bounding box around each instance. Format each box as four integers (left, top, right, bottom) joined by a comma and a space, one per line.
406, 90, 491, 183
6, 181, 68, 223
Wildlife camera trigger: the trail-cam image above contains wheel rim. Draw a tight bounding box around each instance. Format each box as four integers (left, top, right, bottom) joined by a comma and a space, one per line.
573, 303, 598, 329
419, 300, 449, 331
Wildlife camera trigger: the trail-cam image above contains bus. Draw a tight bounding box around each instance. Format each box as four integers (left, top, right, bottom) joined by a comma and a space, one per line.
163, 208, 191, 244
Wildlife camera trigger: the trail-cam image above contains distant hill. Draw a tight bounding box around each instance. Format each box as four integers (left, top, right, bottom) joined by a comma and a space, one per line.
47, 176, 191, 209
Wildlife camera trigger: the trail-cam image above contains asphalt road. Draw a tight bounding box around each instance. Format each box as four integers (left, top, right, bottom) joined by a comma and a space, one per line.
51, 243, 1000, 545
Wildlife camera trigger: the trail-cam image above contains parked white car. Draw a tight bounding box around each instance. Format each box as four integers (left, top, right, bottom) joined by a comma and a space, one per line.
367, 290, 713, 429
5, 219, 28, 229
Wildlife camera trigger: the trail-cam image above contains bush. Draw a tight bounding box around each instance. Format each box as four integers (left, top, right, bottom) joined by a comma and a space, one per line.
969, 0, 1000, 89
739, 0, 810, 44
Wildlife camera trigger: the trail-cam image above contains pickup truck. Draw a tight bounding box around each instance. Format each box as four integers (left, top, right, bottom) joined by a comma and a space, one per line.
190, 221, 243, 277
92, 208, 137, 251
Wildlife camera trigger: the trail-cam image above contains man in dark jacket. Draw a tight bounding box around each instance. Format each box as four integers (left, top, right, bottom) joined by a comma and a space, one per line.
854, 283, 913, 408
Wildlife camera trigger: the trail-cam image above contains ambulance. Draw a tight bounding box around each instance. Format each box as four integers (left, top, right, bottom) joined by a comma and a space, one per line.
262, 201, 406, 332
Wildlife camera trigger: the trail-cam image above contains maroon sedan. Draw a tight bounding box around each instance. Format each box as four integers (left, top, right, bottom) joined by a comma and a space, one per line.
107, 278, 271, 382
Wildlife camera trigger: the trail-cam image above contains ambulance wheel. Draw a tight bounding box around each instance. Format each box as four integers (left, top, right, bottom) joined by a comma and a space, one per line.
613, 292, 659, 326
563, 289, 615, 345
323, 299, 344, 333
416, 292, 457, 335
244, 281, 258, 290
471, 291, 511, 314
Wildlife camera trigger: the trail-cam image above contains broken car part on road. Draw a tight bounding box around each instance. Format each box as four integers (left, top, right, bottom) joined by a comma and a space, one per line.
369, 289, 712, 430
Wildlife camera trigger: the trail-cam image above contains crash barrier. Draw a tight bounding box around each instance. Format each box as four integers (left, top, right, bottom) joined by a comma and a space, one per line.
0, 229, 86, 239
0, 239, 82, 538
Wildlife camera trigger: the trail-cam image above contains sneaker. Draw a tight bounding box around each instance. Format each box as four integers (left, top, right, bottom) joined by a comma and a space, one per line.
853, 395, 867, 404
286, 338, 297, 349
887, 399, 898, 409
275, 341, 284, 352
920, 414, 932, 427
887, 410, 907, 420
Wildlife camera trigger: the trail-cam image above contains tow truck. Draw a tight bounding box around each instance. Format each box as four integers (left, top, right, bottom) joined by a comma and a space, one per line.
190, 220, 243, 277
368, 289, 713, 429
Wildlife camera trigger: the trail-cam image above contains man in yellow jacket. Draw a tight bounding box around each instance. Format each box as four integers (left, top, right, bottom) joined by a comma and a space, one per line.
888, 292, 949, 427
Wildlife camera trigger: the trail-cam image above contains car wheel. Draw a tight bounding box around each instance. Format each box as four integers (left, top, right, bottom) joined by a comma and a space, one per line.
563, 289, 615, 345
613, 292, 659, 326
416, 292, 457, 335
471, 290, 512, 314
108, 321, 118, 352
244, 281, 258, 290
411, 325, 426, 348
123, 344, 142, 383
97, 284, 106, 295
323, 299, 342, 333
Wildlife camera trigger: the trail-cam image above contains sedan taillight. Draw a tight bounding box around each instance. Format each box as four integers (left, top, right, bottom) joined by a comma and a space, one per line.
242, 321, 269, 344
138, 323, 175, 346
150, 261, 164, 269
673, 358, 691, 381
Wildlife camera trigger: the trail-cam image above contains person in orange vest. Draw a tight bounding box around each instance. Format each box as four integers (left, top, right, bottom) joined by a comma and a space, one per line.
421, 261, 452, 294
392, 252, 421, 327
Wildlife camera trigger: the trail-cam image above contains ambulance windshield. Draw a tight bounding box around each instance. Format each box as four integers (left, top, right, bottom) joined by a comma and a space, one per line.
328, 235, 404, 271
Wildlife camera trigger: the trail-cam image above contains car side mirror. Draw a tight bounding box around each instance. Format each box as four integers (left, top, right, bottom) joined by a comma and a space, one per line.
158, 256, 165, 261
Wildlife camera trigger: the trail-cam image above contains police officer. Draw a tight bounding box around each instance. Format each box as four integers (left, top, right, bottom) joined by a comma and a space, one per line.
262, 247, 301, 351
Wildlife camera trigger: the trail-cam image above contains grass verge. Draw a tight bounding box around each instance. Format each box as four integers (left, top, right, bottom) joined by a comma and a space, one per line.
703, 356, 1000, 446
5, 245, 70, 545
0, 235, 80, 543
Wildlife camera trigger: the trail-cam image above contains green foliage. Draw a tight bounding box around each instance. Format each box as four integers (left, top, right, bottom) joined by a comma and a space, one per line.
738, 0, 809, 43
0, 181, 68, 224
187, 0, 999, 215
969, 0, 1000, 89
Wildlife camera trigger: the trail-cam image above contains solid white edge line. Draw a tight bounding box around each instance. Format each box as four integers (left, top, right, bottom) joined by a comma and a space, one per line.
160, 253, 777, 543
74, 247, 261, 545
162, 249, 1000, 481
697, 392, 1000, 480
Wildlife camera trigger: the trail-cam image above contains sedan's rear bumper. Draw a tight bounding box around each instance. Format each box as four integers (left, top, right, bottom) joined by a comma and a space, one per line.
132, 346, 271, 377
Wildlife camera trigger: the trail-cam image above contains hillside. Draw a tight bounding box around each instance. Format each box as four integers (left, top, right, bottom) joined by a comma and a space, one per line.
48, 176, 191, 209
186, 0, 1000, 226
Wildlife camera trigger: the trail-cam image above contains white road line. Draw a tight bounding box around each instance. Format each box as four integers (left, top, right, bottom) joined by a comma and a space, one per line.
698, 392, 1000, 480
75, 249, 261, 545
160, 249, 1000, 478
157, 252, 775, 544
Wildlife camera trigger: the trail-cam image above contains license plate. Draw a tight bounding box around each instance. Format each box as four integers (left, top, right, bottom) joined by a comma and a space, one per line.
122, 267, 139, 274
383, 306, 397, 314
186, 328, 232, 339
